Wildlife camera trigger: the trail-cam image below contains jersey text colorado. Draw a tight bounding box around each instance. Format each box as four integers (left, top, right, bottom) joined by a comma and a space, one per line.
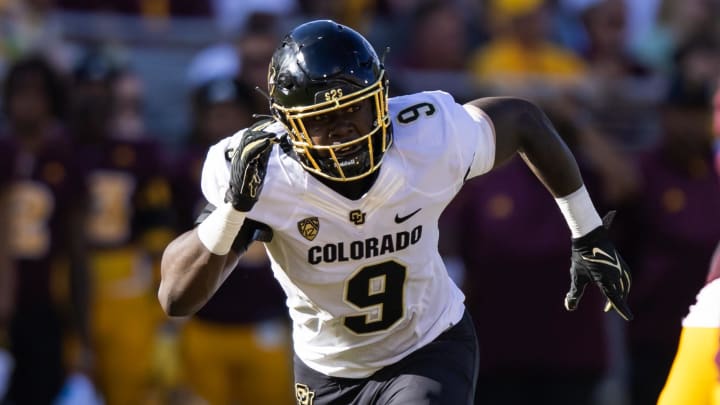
308, 226, 422, 264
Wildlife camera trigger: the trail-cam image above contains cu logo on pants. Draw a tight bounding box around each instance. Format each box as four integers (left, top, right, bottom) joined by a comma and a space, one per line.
295, 383, 315, 405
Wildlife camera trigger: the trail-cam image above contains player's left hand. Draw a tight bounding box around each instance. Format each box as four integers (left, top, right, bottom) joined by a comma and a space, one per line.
564, 211, 633, 321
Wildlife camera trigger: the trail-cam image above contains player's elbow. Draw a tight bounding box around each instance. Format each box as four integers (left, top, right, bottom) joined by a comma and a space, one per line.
157, 229, 229, 317
157, 282, 182, 317
157, 279, 197, 317
157, 232, 205, 317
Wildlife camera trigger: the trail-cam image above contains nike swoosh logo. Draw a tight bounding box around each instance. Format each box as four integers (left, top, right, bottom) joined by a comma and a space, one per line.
394, 208, 422, 224
581, 247, 629, 291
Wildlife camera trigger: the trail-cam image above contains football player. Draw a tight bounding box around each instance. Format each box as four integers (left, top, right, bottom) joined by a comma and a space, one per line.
658, 78, 720, 405
158, 20, 633, 404
658, 248, 720, 405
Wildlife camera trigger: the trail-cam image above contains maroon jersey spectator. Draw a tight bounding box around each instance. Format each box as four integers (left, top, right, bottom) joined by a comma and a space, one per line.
2, 56, 91, 405
5, 130, 88, 404
66, 51, 177, 405
76, 137, 175, 250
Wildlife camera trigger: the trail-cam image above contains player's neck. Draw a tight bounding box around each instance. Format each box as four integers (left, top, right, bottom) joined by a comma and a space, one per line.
313, 170, 380, 200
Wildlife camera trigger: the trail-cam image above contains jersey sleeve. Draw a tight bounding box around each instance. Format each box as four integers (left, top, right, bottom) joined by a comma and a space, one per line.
460, 103, 496, 179
200, 131, 243, 207
424, 91, 495, 180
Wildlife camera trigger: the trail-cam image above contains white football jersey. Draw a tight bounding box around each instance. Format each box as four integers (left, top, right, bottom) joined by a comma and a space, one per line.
201, 90, 496, 378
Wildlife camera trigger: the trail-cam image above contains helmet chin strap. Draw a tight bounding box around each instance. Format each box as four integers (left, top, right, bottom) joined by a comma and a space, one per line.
314, 148, 371, 180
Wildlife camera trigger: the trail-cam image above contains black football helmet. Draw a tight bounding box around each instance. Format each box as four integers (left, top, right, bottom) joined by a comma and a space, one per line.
268, 20, 391, 181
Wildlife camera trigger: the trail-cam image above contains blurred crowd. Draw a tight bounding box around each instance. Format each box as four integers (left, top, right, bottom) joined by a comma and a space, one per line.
0, 0, 719, 404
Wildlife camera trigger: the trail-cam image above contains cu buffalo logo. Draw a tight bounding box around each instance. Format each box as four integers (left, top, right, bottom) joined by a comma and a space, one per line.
298, 217, 319, 241
295, 383, 315, 405
349, 209, 366, 225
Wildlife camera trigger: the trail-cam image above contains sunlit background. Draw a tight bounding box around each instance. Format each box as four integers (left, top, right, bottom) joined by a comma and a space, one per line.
0, 0, 719, 404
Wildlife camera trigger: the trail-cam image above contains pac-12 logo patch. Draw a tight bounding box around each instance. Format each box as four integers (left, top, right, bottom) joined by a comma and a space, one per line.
298, 217, 320, 241
295, 383, 315, 405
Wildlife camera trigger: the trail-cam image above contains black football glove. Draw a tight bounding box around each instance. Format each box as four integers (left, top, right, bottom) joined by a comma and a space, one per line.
564, 211, 634, 321
225, 122, 278, 212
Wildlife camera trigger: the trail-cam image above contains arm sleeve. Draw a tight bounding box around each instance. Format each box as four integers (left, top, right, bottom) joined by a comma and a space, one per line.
200, 132, 243, 207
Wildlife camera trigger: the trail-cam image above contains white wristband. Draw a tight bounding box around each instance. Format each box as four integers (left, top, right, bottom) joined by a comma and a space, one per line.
555, 185, 603, 238
197, 202, 246, 255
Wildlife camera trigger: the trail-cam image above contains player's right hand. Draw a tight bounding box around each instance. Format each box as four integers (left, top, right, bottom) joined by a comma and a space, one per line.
225, 121, 278, 212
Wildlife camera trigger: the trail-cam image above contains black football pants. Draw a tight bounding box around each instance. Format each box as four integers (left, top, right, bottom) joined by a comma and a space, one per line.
293, 310, 479, 405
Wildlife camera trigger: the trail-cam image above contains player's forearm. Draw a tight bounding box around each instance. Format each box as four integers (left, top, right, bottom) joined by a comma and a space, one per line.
511, 102, 583, 197
158, 229, 237, 316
